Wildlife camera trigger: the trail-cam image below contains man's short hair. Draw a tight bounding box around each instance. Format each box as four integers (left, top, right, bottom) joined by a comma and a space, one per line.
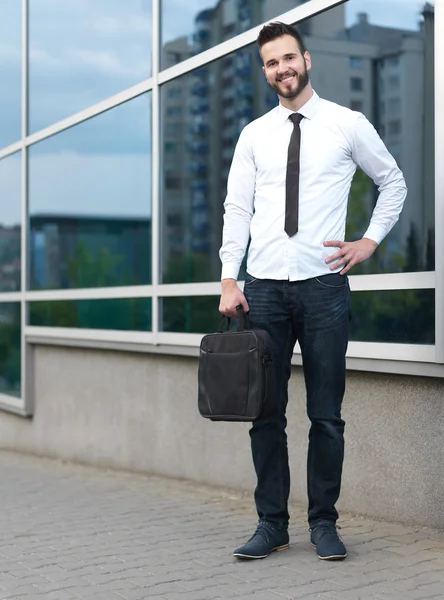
257, 21, 307, 55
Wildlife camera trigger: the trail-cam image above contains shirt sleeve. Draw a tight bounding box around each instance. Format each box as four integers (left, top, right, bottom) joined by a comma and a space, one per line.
351, 113, 407, 245
219, 125, 256, 280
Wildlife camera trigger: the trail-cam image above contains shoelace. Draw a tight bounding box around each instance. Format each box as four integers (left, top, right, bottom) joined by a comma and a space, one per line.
251, 521, 274, 544
311, 522, 343, 542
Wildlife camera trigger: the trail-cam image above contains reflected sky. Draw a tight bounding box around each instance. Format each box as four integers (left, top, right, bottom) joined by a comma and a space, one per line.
0, 153, 21, 227
28, 94, 152, 220
162, 0, 429, 43
0, 0, 21, 149
29, 0, 152, 133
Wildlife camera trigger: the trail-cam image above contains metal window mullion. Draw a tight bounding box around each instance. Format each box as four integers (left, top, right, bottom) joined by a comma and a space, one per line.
17, 271, 435, 304
0, 142, 22, 160
435, 0, 444, 363
20, 0, 31, 414
151, 0, 160, 343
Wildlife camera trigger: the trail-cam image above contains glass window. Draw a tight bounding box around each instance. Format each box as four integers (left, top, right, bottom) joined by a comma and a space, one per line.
161, 290, 435, 344
388, 120, 402, 135
350, 290, 435, 344
0, 0, 21, 148
349, 56, 362, 69
29, 94, 152, 290
160, 41, 277, 283
350, 77, 363, 91
387, 56, 400, 68
161, 3, 434, 285
341, 2, 435, 274
0, 303, 21, 398
388, 98, 401, 114
29, 299, 152, 331
0, 153, 21, 292
29, 0, 152, 133
161, 297, 220, 333
388, 75, 400, 91
161, 0, 322, 70
350, 100, 363, 112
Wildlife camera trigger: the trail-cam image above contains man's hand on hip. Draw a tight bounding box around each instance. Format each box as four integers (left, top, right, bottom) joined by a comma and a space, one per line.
323, 237, 378, 275
219, 279, 250, 317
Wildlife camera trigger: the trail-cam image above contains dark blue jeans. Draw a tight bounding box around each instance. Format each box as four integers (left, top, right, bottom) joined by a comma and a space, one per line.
243, 272, 350, 529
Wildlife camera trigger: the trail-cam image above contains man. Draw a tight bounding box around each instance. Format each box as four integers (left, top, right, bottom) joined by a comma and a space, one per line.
218, 22, 407, 561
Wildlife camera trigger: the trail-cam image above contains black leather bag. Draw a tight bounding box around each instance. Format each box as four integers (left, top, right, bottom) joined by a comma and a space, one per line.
198, 307, 274, 422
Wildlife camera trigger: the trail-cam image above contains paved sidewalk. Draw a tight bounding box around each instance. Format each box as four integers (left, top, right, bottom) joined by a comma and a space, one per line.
0, 452, 444, 600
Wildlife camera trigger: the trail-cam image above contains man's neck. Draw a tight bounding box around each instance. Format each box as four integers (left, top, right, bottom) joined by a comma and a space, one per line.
279, 85, 314, 112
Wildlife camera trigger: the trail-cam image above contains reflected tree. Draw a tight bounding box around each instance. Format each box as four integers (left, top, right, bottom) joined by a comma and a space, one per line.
0, 303, 21, 396
31, 241, 151, 330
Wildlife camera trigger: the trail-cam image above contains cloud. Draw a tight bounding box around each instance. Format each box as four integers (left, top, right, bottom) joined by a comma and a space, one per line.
91, 15, 153, 36
0, 0, 21, 147
28, 0, 152, 132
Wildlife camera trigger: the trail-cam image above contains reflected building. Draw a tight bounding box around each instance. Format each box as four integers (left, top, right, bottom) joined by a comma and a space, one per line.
338, 6, 435, 270
161, 0, 434, 281
0, 225, 20, 292
30, 214, 151, 290
161, 37, 193, 279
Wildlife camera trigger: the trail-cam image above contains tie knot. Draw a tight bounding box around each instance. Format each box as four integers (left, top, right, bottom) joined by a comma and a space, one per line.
289, 113, 304, 126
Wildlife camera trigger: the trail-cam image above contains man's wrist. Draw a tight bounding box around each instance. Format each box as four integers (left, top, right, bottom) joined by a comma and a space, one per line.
362, 237, 378, 249
221, 278, 237, 290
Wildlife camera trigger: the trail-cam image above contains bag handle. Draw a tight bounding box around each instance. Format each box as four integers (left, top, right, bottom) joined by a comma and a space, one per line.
217, 316, 231, 333
236, 305, 251, 331
217, 306, 250, 333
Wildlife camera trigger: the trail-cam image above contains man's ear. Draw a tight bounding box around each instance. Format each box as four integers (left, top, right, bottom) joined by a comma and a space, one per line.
304, 51, 312, 72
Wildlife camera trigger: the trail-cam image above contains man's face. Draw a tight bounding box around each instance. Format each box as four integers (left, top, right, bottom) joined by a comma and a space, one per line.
261, 34, 311, 100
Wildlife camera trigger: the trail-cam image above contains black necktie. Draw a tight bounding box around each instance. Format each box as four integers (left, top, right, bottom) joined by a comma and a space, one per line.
285, 113, 304, 237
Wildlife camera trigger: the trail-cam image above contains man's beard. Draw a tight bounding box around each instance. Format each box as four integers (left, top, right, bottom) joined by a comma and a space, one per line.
271, 63, 310, 99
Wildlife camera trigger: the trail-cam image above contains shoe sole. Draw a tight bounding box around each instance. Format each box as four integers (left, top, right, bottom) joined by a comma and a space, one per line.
233, 543, 289, 560
311, 543, 347, 561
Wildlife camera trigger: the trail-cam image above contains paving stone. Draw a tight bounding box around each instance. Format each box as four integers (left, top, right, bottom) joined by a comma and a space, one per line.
1, 451, 444, 600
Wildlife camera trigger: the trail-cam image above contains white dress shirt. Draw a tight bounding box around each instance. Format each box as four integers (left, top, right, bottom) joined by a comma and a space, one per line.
219, 91, 407, 281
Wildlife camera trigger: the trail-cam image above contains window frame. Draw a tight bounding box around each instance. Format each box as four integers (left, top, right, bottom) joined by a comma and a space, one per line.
0, 0, 441, 417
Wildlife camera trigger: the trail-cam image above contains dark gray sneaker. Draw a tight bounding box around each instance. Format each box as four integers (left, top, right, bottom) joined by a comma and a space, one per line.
310, 520, 347, 560
233, 521, 289, 559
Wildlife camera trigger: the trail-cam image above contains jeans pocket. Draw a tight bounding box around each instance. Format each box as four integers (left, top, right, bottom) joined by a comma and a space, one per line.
314, 273, 348, 289
244, 273, 259, 286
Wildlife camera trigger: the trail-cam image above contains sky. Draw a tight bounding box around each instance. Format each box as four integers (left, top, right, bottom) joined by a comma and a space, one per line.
0, 0, 434, 226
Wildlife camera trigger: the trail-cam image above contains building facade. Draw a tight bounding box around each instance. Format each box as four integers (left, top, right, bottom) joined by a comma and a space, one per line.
0, 0, 442, 527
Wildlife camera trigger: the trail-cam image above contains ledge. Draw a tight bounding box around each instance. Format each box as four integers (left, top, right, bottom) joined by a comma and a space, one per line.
26, 334, 444, 379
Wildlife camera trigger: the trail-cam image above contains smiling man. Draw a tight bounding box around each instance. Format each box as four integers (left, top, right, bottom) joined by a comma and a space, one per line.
219, 22, 407, 561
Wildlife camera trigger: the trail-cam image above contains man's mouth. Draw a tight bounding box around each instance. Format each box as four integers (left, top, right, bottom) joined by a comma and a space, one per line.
279, 74, 296, 84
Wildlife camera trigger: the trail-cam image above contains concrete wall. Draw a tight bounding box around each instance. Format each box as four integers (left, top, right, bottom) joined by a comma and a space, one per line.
0, 345, 443, 528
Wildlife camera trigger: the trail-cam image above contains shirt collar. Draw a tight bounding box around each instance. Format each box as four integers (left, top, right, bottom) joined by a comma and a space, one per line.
277, 90, 320, 124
